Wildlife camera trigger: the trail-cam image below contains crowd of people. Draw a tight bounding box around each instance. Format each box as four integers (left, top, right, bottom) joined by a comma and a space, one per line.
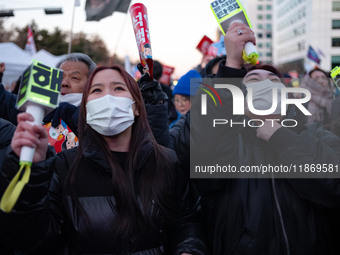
0, 21, 339, 255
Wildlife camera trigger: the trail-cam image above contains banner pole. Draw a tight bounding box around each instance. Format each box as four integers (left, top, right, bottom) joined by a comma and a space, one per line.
68, 0, 76, 54
112, 14, 129, 59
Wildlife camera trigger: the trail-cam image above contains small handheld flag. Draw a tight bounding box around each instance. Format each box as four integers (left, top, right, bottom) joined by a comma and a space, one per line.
307, 46, 321, 65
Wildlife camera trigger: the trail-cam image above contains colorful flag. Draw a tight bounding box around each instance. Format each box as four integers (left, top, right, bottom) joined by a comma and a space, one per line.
317, 48, 325, 58
24, 25, 36, 56
307, 46, 321, 64
85, 0, 131, 21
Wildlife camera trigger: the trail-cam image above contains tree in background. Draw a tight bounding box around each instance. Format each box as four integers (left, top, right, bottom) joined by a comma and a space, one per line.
0, 18, 123, 65
71, 32, 109, 64
0, 19, 15, 42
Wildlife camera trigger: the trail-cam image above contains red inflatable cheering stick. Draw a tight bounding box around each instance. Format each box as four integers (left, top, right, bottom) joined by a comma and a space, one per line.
130, 3, 154, 80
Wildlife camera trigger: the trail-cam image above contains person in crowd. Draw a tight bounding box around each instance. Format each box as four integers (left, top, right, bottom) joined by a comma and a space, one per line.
173, 22, 340, 254
203, 55, 225, 76
195, 54, 214, 77
0, 62, 5, 84
300, 68, 333, 125
331, 87, 340, 122
10, 75, 21, 95
56, 53, 97, 104
170, 70, 202, 129
0, 53, 96, 128
0, 118, 15, 170
41, 53, 97, 138
0, 65, 209, 255
0, 118, 16, 255
152, 60, 177, 125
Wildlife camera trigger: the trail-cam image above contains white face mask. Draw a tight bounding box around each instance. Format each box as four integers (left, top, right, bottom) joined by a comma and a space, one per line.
86, 94, 135, 136
59, 93, 83, 107
245, 79, 286, 115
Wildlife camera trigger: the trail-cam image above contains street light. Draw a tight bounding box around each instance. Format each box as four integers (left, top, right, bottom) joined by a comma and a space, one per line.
44, 8, 63, 15
0, 7, 63, 17
0, 10, 14, 17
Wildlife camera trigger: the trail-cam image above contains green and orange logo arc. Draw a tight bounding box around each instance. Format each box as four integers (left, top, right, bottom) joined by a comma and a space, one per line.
199, 82, 223, 106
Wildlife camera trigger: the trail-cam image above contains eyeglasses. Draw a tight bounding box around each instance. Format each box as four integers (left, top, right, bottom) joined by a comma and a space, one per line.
172, 98, 190, 105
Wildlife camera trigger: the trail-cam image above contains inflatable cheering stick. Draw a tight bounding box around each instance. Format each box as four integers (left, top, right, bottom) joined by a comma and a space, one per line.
210, 0, 259, 65
331, 66, 340, 91
0, 60, 62, 213
130, 3, 154, 80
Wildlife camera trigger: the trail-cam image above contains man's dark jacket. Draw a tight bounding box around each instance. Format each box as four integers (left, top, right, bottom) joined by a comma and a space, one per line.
0, 118, 15, 170
0, 84, 19, 125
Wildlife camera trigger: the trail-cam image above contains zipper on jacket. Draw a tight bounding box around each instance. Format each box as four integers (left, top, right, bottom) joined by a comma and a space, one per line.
271, 176, 290, 255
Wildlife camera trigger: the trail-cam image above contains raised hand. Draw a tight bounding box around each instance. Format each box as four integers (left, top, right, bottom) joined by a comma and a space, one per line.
12, 113, 49, 163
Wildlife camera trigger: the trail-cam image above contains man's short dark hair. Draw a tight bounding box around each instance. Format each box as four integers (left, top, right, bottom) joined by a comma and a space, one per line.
56, 53, 97, 77
153, 60, 163, 81
144, 43, 151, 49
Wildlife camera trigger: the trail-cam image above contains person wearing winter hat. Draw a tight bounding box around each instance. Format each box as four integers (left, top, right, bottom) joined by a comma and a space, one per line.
204, 55, 226, 77
170, 70, 202, 128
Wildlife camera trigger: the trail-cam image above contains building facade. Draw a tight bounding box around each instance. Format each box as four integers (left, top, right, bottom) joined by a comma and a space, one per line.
246, 0, 274, 63
273, 0, 340, 73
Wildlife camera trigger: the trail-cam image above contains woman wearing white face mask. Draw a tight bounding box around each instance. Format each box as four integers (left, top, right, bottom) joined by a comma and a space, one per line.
0, 66, 209, 255
299, 69, 333, 125
174, 22, 340, 255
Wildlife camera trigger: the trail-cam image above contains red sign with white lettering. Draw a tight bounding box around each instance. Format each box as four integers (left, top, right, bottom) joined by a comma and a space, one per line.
196, 35, 213, 55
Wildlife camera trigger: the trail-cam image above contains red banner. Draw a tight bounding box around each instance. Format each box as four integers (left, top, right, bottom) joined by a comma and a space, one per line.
159, 65, 175, 85
130, 3, 153, 79
196, 35, 213, 55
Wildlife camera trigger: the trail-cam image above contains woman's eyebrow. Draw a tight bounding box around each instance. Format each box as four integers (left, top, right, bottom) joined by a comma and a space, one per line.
110, 81, 127, 86
244, 72, 260, 78
90, 83, 104, 88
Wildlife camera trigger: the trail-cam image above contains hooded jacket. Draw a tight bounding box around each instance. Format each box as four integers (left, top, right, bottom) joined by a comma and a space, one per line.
0, 137, 209, 255
174, 60, 340, 255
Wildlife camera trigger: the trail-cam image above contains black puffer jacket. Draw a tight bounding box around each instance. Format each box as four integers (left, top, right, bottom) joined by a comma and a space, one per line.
0, 118, 16, 170
0, 139, 209, 254
0, 119, 16, 255
174, 61, 340, 254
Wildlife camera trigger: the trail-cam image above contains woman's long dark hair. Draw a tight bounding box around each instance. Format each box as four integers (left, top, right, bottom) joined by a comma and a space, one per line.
65, 65, 175, 238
